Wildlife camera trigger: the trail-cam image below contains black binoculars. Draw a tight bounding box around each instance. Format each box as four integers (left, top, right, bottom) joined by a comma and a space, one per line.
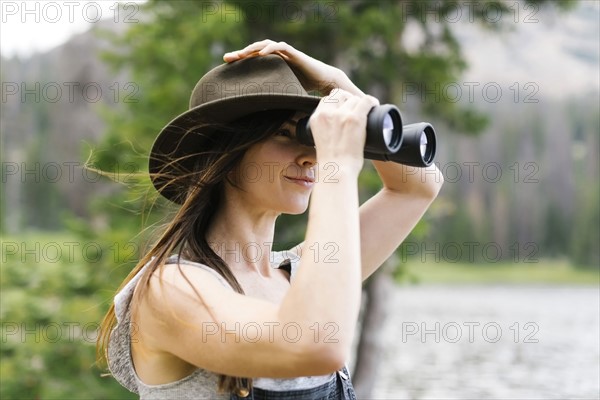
296, 104, 436, 167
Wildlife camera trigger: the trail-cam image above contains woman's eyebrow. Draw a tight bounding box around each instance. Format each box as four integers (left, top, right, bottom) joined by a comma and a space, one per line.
285, 118, 300, 126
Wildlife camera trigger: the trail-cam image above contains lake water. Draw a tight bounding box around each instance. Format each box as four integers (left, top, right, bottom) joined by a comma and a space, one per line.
369, 285, 600, 399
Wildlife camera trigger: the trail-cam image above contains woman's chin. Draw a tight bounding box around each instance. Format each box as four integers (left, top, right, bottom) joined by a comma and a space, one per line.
283, 200, 310, 215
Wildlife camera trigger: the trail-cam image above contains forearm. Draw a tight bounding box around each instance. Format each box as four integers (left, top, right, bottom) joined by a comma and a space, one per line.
327, 68, 365, 97
280, 165, 362, 351
372, 161, 444, 198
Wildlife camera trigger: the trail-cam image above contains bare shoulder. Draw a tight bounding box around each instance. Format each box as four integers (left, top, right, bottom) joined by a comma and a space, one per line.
150, 261, 228, 294
140, 261, 244, 323
130, 262, 237, 384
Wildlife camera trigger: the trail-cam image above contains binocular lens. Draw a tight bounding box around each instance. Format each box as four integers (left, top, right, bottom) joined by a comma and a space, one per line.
420, 132, 428, 157
365, 104, 403, 154
383, 114, 394, 147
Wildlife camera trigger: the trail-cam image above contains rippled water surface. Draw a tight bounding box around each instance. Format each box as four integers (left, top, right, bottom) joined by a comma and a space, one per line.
369, 285, 599, 399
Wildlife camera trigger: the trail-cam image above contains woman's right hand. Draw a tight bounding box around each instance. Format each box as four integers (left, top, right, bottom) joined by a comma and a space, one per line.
309, 88, 380, 174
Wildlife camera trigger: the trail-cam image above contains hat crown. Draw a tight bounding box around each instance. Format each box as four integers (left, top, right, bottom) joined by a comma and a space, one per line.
189, 55, 311, 109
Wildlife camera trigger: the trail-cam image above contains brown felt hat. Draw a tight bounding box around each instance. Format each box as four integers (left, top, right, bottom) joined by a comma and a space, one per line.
149, 54, 321, 203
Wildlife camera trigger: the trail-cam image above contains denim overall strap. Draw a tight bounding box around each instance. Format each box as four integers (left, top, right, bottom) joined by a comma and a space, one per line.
337, 366, 358, 400
230, 366, 357, 400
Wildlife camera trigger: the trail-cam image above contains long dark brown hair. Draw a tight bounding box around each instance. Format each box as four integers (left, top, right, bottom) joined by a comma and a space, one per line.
96, 109, 297, 395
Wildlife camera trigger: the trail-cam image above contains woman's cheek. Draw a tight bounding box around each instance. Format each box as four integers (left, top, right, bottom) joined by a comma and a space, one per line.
263, 143, 296, 171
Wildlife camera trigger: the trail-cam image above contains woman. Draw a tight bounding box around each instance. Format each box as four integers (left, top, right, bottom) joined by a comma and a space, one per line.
97, 40, 443, 399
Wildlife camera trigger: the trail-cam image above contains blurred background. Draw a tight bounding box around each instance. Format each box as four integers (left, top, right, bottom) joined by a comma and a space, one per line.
1, 0, 598, 398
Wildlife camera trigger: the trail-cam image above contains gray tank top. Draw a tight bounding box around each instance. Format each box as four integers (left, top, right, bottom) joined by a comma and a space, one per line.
107, 251, 337, 399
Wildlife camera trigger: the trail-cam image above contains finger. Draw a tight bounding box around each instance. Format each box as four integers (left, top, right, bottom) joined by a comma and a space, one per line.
224, 49, 265, 62
274, 50, 290, 61
225, 49, 288, 63
224, 40, 275, 61
237, 40, 275, 56
350, 95, 377, 116
365, 95, 380, 107
223, 51, 241, 62
257, 41, 293, 56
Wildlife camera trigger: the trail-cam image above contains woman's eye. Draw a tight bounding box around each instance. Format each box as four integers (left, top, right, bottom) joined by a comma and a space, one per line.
275, 129, 293, 138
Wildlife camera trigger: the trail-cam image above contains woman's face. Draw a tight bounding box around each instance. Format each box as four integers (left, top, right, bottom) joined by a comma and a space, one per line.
230, 112, 316, 215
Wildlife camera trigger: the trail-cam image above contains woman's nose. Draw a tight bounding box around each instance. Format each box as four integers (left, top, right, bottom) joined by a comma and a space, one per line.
297, 145, 316, 167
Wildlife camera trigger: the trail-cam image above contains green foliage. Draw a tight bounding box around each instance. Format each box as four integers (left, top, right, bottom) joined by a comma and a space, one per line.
96, 1, 249, 169
570, 173, 600, 267
568, 97, 600, 268
1, 231, 136, 399
20, 97, 63, 230
527, 0, 578, 11
230, 0, 490, 134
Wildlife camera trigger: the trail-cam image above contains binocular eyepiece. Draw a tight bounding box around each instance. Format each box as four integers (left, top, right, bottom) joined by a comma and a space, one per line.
296, 104, 437, 167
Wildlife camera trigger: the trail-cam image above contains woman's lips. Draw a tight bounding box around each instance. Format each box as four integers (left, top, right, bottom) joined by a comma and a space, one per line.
284, 176, 315, 188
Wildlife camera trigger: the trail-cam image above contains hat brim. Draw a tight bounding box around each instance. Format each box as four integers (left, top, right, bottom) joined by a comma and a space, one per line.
149, 93, 320, 203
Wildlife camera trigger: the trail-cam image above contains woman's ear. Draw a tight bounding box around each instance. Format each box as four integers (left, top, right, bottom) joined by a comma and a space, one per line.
225, 168, 249, 193
225, 167, 239, 187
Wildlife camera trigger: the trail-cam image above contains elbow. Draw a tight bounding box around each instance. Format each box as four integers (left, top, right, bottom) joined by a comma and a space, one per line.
319, 340, 351, 372
294, 331, 351, 376
385, 165, 445, 200
429, 175, 444, 199
303, 342, 349, 375
421, 165, 444, 200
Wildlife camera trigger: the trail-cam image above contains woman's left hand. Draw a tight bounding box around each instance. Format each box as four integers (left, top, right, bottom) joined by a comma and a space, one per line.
223, 39, 343, 94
